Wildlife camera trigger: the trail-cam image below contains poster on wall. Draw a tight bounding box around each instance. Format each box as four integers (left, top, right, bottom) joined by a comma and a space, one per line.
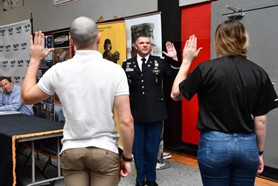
179, 0, 210, 7
0, 19, 31, 85
52, 30, 72, 105
96, 21, 127, 139
97, 21, 127, 65
125, 12, 162, 59
53, 0, 77, 7
44, 35, 54, 68
52, 30, 71, 65
3, 0, 24, 11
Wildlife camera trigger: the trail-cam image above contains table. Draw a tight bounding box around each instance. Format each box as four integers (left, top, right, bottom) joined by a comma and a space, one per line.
0, 111, 21, 115
0, 113, 64, 186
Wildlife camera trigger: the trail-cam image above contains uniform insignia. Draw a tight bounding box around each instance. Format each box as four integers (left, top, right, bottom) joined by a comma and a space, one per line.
154, 60, 159, 67
126, 67, 134, 72
154, 60, 159, 69
153, 69, 160, 73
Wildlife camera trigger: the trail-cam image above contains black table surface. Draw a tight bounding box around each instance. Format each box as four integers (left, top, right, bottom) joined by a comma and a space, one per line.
0, 114, 64, 186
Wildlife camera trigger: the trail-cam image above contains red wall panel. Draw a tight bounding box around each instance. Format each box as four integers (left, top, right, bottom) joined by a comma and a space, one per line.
181, 2, 211, 145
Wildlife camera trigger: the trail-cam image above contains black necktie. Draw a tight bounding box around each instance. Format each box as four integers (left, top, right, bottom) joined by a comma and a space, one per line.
141, 58, 146, 71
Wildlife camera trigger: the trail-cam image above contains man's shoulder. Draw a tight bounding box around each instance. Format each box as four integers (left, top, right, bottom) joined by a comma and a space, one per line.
150, 55, 162, 59
123, 57, 136, 62
149, 55, 163, 62
122, 57, 136, 66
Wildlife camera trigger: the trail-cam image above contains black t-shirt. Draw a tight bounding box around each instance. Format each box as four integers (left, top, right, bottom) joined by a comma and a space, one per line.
179, 56, 278, 133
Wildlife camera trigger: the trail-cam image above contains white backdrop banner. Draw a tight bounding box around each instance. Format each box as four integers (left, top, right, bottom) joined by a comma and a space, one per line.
0, 19, 31, 85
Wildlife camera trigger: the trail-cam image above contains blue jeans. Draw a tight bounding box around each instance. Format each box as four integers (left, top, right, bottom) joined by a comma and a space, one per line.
197, 131, 259, 186
133, 121, 163, 183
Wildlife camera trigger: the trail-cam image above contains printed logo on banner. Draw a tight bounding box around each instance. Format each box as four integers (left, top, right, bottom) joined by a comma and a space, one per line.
2, 61, 8, 67
17, 60, 24, 67
13, 44, 19, 51
5, 45, 11, 51
10, 60, 16, 67
1, 19, 31, 86
15, 26, 22, 34
53, 31, 70, 48
8, 28, 13, 35
24, 24, 31, 32
0, 29, 6, 36
14, 76, 21, 84
21, 42, 27, 50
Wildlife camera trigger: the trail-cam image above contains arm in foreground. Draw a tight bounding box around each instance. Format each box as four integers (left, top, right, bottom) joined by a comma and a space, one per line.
21, 31, 53, 104
254, 115, 267, 174
171, 35, 202, 101
115, 95, 134, 177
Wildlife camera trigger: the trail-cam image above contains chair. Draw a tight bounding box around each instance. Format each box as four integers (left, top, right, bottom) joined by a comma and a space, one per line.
35, 110, 50, 120
32, 105, 39, 115
18, 110, 50, 165
20, 110, 60, 182
35, 111, 60, 176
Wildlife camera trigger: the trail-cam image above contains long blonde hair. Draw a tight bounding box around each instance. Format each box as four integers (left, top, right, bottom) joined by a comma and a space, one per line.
214, 19, 248, 58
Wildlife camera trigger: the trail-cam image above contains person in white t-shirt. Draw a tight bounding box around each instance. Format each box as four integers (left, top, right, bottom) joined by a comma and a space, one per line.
21, 16, 134, 186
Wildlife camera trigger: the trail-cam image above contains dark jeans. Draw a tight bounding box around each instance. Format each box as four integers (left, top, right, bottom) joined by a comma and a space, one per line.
133, 121, 163, 183
198, 131, 259, 186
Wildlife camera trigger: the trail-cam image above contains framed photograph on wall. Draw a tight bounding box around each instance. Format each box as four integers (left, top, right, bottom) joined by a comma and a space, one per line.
3, 0, 24, 11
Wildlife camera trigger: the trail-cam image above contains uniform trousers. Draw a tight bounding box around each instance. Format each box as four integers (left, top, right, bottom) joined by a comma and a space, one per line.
133, 121, 163, 183
198, 131, 259, 186
61, 147, 120, 186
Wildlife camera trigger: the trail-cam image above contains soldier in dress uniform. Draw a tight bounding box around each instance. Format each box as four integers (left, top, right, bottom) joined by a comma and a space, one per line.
122, 35, 180, 186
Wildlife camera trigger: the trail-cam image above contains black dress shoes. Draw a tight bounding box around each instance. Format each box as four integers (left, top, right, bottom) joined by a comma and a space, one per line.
135, 181, 145, 186
145, 181, 158, 186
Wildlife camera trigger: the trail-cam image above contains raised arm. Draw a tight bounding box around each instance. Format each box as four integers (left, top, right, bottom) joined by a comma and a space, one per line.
163, 41, 178, 61
21, 31, 53, 104
171, 35, 202, 101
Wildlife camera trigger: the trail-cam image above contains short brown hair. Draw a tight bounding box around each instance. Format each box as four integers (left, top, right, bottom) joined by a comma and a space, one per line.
214, 19, 248, 58
0, 76, 12, 82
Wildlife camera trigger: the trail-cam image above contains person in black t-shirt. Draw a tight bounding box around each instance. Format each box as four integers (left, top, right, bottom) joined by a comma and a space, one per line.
171, 19, 278, 186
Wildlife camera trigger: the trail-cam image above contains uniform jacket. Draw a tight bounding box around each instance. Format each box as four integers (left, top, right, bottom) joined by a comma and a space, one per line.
122, 55, 180, 123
